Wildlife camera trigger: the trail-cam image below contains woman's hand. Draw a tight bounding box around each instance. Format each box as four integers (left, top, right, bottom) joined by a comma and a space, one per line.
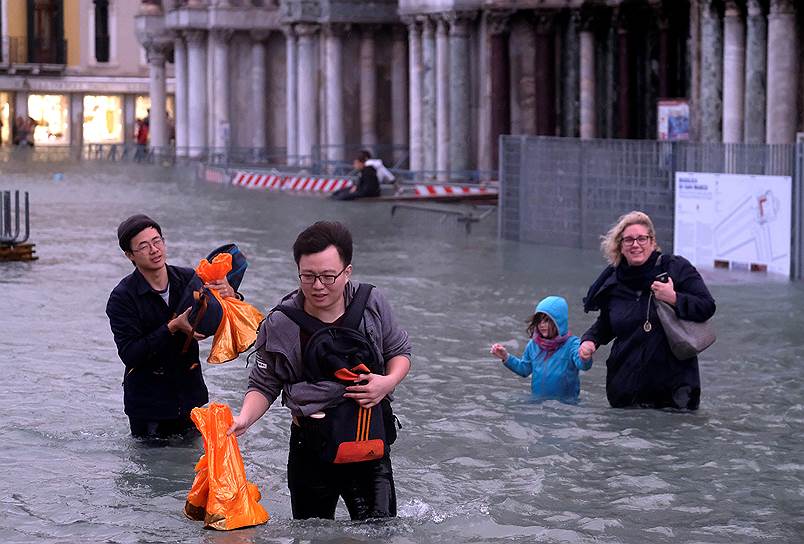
651, 276, 677, 305
490, 343, 508, 362
205, 277, 237, 299
344, 373, 395, 408
579, 340, 596, 360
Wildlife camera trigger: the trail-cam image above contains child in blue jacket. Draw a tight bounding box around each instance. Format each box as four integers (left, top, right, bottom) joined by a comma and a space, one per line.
490, 295, 592, 404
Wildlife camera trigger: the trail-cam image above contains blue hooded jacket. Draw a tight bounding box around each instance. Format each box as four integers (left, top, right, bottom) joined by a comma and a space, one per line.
504, 296, 592, 404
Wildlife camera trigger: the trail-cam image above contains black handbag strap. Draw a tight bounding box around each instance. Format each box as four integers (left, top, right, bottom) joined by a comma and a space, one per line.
272, 283, 375, 334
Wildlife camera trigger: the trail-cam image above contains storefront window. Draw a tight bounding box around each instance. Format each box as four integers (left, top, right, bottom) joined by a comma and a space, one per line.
28, 94, 69, 145
83, 95, 123, 143
135, 95, 175, 123
0, 93, 10, 145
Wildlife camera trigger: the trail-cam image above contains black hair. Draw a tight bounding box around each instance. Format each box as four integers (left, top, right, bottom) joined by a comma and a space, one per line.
526, 312, 557, 339
293, 221, 353, 266
355, 149, 372, 163
117, 214, 162, 252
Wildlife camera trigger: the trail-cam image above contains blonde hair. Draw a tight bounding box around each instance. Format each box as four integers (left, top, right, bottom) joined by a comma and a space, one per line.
600, 210, 661, 266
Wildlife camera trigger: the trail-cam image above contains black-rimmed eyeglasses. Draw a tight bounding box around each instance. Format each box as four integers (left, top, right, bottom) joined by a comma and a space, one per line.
132, 236, 165, 253
298, 266, 347, 285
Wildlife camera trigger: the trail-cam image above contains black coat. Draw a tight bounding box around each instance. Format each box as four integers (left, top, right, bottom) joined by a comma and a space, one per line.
582, 253, 716, 409
106, 265, 208, 420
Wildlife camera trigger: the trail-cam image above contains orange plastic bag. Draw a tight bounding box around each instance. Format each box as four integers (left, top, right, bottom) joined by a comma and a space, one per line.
195, 253, 264, 364
184, 403, 270, 530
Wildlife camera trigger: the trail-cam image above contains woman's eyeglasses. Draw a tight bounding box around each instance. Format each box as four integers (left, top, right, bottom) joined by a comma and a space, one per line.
620, 235, 652, 247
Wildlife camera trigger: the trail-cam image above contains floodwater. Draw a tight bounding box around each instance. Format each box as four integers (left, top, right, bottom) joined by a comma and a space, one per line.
1, 161, 802, 544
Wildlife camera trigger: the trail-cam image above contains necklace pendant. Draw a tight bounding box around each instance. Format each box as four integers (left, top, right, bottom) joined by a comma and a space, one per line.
643, 321, 652, 333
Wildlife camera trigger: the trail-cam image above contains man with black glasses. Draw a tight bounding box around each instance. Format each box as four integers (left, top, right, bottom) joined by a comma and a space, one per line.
106, 214, 235, 439
228, 220, 411, 520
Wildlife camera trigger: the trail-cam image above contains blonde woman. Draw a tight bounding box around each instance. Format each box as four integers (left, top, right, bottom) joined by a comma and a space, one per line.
579, 211, 715, 409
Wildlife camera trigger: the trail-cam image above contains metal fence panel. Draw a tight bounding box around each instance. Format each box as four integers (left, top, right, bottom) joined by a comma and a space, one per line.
500, 136, 801, 278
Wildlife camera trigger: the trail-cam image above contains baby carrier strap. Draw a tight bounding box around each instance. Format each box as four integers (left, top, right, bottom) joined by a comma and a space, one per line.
272, 283, 374, 333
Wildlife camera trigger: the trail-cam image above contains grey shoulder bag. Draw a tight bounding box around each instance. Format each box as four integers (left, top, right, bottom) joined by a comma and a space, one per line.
644, 255, 716, 360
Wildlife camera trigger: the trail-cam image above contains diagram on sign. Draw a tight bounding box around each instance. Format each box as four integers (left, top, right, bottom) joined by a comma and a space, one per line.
713, 189, 785, 269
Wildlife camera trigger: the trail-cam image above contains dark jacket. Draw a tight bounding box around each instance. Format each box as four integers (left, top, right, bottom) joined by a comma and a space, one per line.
355, 166, 380, 197
582, 253, 716, 409
106, 265, 209, 420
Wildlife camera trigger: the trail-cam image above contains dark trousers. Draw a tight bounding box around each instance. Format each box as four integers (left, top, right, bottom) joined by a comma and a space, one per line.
287, 423, 396, 520
128, 416, 197, 439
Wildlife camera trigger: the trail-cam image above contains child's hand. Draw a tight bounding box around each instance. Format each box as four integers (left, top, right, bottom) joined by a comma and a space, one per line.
490, 343, 508, 362
579, 340, 596, 361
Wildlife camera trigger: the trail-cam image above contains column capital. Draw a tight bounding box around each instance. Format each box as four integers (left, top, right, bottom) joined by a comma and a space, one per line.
401, 15, 419, 29
295, 23, 319, 38
323, 23, 350, 38
211, 29, 234, 41
419, 15, 435, 36
579, 7, 598, 32
485, 10, 512, 36
250, 30, 272, 42
446, 12, 475, 36
724, 0, 745, 17
700, 0, 725, 18
746, 0, 767, 17
183, 29, 206, 45
145, 42, 171, 64
534, 12, 556, 35
769, 0, 795, 16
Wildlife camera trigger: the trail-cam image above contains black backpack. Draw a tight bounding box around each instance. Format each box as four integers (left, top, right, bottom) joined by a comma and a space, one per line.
273, 284, 395, 464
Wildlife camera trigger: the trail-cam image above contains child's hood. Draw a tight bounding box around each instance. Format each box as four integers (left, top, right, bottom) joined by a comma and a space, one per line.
535, 296, 569, 336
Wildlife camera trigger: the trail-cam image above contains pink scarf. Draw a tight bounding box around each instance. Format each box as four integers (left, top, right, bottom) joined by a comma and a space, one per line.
533, 331, 571, 361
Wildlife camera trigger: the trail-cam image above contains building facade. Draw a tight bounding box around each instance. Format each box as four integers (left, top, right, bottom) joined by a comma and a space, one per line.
0, 0, 174, 147
144, 1, 801, 170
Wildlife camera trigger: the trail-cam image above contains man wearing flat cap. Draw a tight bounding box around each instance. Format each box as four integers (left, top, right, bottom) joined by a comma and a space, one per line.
106, 214, 235, 439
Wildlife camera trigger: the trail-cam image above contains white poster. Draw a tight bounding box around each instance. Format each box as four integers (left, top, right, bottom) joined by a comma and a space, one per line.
674, 172, 792, 277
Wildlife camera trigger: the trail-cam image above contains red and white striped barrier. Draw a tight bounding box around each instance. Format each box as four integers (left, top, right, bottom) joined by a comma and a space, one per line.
413, 184, 498, 197
231, 171, 353, 193
200, 165, 231, 184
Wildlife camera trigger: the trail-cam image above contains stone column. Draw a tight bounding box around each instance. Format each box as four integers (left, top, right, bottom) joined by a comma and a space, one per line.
421, 17, 436, 175
407, 19, 423, 172
147, 44, 168, 152
449, 13, 472, 174
391, 26, 408, 164
657, 8, 670, 99
436, 17, 450, 179
766, 0, 798, 144
211, 30, 231, 150
70, 93, 84, 148
251, 31, 269, 151
512, 19, 536, 135
284, 26, 298, 163
124, 94, 136, 146
744, 0, 767, 143
174, 35, 188, 156
186, 30, 208, 157
700, 0, 723, 143
488, 11, 510, 167
722, 1, 745, 143
296, 23, 318, 163
562, 11, 579, 138
579, 13, 596, 139
616, 11, 631, 138
360, 26, 377, 150
534, 14, 556, 136
689, 0, 701, 140
325, 25, 344, 162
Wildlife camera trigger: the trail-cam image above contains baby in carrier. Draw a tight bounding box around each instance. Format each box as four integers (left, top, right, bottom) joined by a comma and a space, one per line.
490, 295, 592, 404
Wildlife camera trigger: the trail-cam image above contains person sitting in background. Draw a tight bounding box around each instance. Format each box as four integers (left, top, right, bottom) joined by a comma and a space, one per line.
331, 150, 381, 201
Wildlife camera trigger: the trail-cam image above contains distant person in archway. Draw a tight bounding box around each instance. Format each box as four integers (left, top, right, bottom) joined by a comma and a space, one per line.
331, 150, 381, 201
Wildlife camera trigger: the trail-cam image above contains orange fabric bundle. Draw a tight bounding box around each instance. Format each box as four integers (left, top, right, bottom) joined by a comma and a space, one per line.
184, 403, 270, 530
195, 253, 264, 364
